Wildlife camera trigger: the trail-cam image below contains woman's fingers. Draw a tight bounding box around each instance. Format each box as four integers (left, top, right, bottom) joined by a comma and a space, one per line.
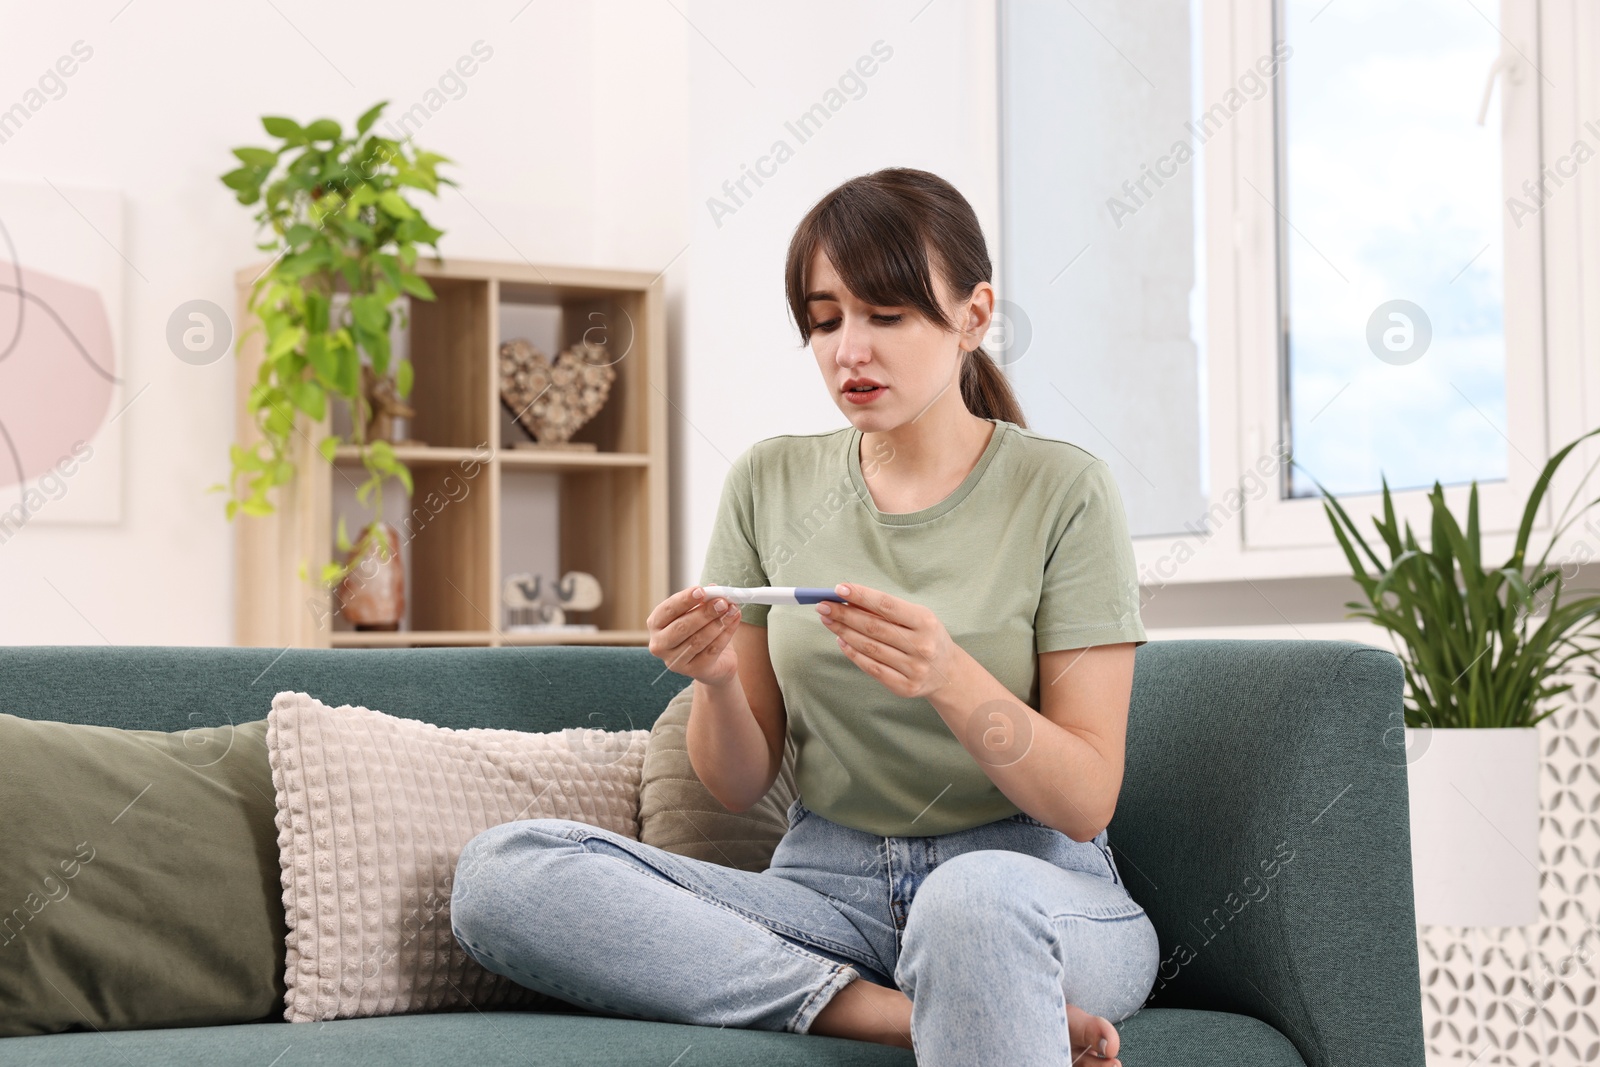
649, 587, 728, 655
819, 600, 916, 661
660, 598, 739, 672
832, 583, 911, 626
817, 584, 915, 657
832, 627, 916, 690
686, 610, 741, 673
647, 585, 710, 633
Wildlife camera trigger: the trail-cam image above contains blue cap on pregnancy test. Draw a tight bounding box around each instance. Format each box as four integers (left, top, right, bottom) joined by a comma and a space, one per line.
701, 585, 847, 605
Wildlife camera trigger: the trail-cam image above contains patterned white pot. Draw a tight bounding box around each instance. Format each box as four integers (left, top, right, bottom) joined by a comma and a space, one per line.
1404, 726, 1540, 927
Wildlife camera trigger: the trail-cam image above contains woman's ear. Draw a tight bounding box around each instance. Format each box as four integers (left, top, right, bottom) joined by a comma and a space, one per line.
963, 282, 996, 348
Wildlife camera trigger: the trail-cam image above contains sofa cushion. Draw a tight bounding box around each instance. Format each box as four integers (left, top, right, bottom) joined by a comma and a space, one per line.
0, 1005, 1306, 1066
0, 714, 285, 1037
267, 690, 648, 1023
636, 682, 797, 871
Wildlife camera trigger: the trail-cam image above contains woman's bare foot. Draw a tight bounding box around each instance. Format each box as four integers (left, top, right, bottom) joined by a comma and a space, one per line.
1067, 1002, 1122, 1064
812, 974, 1123, 1062
809, 974, 914, 1050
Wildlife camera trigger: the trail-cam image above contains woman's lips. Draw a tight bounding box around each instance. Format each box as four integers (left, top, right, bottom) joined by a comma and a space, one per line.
843, 386, 886, 405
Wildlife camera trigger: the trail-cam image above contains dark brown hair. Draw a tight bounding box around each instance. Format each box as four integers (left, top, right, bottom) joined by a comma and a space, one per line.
783, 167, 1027, 427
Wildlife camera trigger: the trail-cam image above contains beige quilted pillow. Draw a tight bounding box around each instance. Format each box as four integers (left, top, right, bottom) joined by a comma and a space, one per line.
267, 690, 648, 1023
637, 682, 797, 872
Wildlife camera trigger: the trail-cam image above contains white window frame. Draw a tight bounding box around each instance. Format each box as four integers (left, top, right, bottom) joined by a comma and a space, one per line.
1131, 0, 1592, 583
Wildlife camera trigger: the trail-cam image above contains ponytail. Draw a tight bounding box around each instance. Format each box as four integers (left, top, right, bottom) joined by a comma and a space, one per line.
960, 346, 1027, 427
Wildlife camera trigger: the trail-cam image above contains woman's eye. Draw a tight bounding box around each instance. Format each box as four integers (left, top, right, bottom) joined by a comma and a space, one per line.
810, 314, 901, 332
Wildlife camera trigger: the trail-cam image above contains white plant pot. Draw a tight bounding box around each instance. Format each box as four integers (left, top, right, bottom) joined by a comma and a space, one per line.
1404, 726, 1540, 927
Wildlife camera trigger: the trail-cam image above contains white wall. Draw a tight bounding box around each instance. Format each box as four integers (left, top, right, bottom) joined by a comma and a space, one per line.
0, 0, 689, 644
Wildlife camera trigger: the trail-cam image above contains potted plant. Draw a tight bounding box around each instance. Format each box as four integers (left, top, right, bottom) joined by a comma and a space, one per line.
215, 101, 453, 629
1299, 425, 1600, 926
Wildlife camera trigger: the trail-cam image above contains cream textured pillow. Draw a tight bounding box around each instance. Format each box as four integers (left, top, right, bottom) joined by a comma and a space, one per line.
267, 690, 648, 1023
637, 682, 797, 872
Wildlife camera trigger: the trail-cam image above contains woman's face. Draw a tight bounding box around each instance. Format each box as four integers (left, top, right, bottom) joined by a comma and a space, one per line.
804, 246, 988, 431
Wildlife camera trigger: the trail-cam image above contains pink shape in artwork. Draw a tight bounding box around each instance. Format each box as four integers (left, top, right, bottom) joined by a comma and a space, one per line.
0, 263, 116, 489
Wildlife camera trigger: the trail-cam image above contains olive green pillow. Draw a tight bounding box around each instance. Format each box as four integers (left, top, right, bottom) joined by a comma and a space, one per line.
637, 683, 797, 871
0, 714, 286, 1037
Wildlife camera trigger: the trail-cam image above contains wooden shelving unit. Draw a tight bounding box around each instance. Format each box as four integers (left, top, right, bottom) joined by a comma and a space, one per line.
232, 257, 668, 649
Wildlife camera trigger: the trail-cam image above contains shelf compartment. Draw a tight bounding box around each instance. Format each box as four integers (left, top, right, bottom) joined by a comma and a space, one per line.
560, 466, 651, 633
495, 281, 647, 455
404, 461, 496, 632
407, 276, 491, 450
499, 465, 653, 636
327, 448, 493, 638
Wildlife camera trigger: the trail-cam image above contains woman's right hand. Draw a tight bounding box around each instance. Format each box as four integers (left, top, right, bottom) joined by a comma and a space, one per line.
646, 586, 743, 685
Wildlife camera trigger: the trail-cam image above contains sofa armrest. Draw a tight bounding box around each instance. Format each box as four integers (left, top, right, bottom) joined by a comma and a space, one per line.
1112, 639, 1425, 1067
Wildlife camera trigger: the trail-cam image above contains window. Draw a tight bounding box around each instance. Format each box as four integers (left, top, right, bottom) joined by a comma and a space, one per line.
1238, 0, 1546, 550
1277, 0, 1509, 500
998, 0, 1554, 568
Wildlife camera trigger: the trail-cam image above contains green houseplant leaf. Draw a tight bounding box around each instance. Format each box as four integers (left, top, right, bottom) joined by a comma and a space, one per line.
1297, 426, 1600, 729
219, 101, 453, 592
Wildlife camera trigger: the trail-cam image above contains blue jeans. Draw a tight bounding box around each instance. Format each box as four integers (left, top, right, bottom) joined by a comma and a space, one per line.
450, 797, 1159, 1065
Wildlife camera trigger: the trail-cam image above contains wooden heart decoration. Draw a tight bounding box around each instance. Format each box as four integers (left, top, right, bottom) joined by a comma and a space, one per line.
498, 337, 617, 445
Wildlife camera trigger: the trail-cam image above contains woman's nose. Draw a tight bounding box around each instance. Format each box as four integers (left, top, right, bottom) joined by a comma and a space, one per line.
834, 316, 871, 366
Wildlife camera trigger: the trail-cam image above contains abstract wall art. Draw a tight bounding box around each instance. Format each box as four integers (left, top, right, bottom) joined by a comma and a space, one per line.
0, 180, 124, 533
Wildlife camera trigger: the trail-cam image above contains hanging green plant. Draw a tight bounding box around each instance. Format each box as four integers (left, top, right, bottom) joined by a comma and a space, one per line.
214, 100, 453, 587
1298, 425, 1600, 729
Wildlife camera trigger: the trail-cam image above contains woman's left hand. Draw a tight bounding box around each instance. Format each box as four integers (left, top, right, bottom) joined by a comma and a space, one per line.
816, 583, 961, 700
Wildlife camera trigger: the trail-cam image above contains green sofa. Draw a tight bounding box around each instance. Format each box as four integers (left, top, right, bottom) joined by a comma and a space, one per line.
0, 639, 1425, 1066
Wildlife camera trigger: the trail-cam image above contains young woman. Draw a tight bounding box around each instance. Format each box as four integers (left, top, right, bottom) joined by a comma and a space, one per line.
450, 168, 1157, 1066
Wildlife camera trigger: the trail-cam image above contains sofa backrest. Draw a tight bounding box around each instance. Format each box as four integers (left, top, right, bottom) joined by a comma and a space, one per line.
0, 645, 693, 734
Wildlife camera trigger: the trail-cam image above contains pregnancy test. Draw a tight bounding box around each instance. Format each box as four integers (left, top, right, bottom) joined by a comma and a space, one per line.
701, 585, 848, 605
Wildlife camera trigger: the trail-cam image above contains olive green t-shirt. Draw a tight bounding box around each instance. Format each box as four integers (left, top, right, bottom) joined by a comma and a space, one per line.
698, 418, 1147, 837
